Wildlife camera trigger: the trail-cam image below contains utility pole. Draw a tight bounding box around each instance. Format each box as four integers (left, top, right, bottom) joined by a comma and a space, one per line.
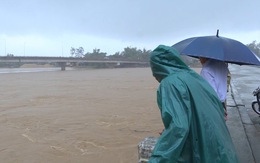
24, 42, 26, 56
4, 39, 6, 56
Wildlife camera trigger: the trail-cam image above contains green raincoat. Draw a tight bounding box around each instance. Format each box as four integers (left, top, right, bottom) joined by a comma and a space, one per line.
148, 45, 239, 163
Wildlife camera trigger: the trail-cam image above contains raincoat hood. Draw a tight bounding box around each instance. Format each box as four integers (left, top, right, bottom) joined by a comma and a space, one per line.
150, 45, 190, 80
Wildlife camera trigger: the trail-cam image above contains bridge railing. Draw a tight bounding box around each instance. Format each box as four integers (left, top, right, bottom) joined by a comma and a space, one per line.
0, 56, 150, 70
0, 56, 149, 64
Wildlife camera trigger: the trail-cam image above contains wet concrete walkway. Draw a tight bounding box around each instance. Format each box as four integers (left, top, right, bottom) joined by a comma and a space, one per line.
226, 64, 260, 163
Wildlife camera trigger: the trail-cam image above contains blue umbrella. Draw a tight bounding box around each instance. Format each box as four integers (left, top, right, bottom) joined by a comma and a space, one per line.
172, 30, 260, 66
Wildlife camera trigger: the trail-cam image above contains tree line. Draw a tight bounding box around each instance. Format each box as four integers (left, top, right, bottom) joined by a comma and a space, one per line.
70, 41, 260, 62
70, 47, 151, 61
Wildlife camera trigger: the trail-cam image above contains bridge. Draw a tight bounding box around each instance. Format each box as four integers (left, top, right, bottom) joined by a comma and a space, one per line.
0, 56, 149, 70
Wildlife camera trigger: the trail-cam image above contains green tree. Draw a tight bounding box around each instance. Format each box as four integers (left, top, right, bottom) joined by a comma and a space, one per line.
75, 47, 84, 58
139, 48, 151, 61
84, 48, 107, 59
70, 47, 76, 57
121, 47, 139, 60
247, 41, 260, 57
120, 47, 151, 61
108, 47, 151, 61
109, 52, 122, 60
70, 47, 84, 58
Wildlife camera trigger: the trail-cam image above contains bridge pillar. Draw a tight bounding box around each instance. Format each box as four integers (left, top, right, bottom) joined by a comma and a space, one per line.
59, 62, 66, 71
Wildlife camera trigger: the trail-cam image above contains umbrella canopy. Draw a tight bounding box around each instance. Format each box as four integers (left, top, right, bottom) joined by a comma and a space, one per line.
172, 32, 260, 66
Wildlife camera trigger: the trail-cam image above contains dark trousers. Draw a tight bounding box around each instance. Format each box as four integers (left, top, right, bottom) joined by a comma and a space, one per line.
222, 102, 226, 111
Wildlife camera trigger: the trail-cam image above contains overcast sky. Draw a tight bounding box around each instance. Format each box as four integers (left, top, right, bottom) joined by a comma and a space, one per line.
1, 0, 260, 56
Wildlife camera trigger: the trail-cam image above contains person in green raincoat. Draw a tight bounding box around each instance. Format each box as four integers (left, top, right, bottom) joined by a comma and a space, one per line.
148, 45, 239, 163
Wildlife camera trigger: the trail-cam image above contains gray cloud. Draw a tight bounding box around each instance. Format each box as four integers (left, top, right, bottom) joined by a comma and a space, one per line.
1, 0, 260, 56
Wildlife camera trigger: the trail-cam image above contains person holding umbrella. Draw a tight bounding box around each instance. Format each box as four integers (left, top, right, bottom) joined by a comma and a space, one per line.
148, 45, 239, 163
172, 31, 260, 122
199, 57, 229, 120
